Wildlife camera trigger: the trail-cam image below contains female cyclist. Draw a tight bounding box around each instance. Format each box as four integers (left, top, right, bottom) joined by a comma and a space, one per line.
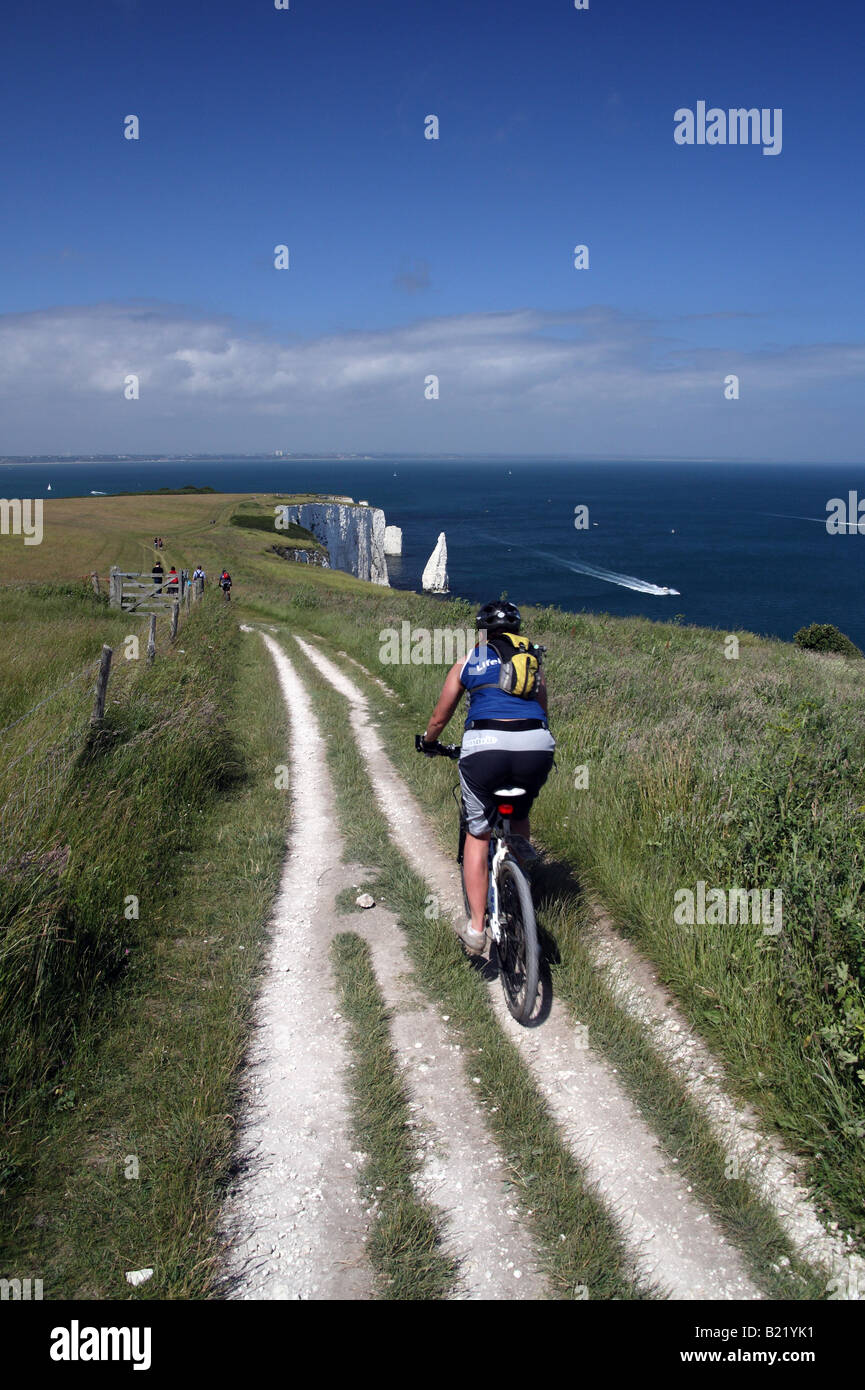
420, 601, 555, 952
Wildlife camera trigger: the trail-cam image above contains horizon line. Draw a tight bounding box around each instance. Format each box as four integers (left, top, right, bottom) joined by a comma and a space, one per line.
3, 454, 863, 468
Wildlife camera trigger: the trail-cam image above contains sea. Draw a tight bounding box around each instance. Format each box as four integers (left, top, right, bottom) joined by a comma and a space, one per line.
4, 457, 865, 650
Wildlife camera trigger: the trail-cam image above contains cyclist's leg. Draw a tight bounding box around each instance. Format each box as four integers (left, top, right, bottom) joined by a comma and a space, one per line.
462, 828, 491, 933
458, 755, 500, 934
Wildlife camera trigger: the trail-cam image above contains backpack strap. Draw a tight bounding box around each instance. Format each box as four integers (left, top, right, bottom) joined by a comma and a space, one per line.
469, 633, 506, 691
470, 633, 542, 691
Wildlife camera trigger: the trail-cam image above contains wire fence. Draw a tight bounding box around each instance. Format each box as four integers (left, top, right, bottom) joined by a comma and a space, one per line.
0, 659, 102, 745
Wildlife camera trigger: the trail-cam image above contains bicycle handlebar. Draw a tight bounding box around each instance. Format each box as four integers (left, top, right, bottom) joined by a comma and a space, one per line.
415, 733, 461, 760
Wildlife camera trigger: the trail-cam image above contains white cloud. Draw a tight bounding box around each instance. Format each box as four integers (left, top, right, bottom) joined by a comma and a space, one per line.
0, 301, 862, 458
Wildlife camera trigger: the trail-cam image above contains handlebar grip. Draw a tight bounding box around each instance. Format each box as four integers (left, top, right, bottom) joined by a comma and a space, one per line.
415, 733, 461, 760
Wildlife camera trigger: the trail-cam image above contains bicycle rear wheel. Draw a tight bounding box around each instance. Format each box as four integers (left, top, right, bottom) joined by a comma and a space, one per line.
495, 857, 539, 1024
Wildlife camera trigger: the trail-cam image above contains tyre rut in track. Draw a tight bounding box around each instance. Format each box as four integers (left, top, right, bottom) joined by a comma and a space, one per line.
220, 630, 372, 1300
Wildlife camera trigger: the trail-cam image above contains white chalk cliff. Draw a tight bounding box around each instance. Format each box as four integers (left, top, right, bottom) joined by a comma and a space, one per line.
284, 501, 389, 585
422, 532, 449, 593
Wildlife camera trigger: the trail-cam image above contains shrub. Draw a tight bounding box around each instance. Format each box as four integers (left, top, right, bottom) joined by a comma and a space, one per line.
794, 623, 862, 657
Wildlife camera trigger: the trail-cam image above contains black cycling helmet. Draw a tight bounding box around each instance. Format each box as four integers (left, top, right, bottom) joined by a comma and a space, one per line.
475, 600, 521, 634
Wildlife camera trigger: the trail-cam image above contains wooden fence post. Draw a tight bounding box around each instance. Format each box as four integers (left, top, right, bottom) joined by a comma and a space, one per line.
109, 567, 122, 609
147, 615, 156, 664
171, 601, 179, 640
90, 645, 113, 725
91, 571, 101, 597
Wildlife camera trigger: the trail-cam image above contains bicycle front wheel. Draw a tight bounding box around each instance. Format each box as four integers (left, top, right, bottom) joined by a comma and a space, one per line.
495, 857, 539, 1024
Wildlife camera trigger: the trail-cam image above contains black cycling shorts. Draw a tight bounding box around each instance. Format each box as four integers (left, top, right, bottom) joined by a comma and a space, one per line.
459, 720, 555, 835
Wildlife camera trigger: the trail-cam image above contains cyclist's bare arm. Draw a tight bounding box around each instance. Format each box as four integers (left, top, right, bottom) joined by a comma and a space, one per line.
423, 660, 465, 742
537, 672, 548, 714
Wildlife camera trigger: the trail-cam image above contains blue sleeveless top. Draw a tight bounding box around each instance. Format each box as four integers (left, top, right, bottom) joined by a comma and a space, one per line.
459, 643, 546, 726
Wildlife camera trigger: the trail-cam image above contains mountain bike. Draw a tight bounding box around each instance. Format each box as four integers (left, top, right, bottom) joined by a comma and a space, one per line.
415, 734, 540, 1024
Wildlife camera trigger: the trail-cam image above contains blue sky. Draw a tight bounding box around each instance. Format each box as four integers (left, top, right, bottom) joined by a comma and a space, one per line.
1, 0, 863, 458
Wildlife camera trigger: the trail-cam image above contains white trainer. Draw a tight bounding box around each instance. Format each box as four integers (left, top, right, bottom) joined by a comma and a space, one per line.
457, 920, 486, 954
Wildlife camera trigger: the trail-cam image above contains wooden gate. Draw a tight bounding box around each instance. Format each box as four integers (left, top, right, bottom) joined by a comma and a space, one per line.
109, 566, 190, 614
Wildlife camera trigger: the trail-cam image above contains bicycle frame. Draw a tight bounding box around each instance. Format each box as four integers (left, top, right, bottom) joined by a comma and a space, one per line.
486, 823, 514, 945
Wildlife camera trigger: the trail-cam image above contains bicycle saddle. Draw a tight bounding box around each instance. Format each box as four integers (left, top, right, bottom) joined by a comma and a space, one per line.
494, 786, 525, 797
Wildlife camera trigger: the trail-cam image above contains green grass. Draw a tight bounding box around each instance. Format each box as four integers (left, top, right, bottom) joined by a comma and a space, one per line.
0, 584, 128, 733
330, 932, 459, 1300
1, 596, 241, 1114
110, 485, 218, 496
229, 512, 322, 550
0, 597, 289, 1296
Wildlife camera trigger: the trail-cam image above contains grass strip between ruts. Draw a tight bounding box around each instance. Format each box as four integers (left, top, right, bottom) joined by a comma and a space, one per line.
329, 931, 460, 1300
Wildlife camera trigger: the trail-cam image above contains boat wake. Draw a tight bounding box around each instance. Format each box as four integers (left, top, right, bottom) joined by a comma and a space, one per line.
533, 545, 680, 596
478, 530, 680, 596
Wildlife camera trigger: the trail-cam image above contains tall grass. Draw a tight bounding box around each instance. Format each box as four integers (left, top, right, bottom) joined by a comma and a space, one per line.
0, 597, 290, 1296
0, 597, 242, 1126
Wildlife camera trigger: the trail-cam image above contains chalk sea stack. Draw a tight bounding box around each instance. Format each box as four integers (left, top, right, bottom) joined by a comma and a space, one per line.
422, 532, 449, 593
384, 525, 403, 556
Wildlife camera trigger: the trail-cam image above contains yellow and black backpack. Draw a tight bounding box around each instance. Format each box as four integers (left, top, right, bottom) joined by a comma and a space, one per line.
475, 631, 545, 700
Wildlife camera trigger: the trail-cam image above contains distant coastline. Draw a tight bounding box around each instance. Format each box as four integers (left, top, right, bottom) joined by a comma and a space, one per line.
1, 453, 855, 467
